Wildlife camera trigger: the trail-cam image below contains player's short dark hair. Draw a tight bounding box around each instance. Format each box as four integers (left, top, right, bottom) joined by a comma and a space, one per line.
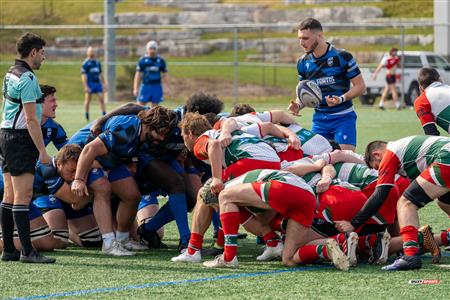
185, 92, 224, 115
418, 67, 441, 90
389, 47, 398, 56
16, 32, 46, 58
40, 84, 56, 99
328, 140, 341, 151
138, 106, 177, 134
297, 18, 323, 32
364, 140, 387, 167
56, 144, 82, 165
179, 112, 212, 137
229, 104, 255, 117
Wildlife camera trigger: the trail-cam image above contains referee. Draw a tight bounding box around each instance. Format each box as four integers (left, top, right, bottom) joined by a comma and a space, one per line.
0, 33, 55, 263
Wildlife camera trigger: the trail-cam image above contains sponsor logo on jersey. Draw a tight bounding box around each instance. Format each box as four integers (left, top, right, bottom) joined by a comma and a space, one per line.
47, 128, 52, 138
315, 76, 336, 86
327, 57, 333, 67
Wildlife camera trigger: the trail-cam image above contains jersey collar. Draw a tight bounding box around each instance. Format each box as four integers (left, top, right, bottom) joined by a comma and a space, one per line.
14, 59, 34, 73
312, 42, 332, 60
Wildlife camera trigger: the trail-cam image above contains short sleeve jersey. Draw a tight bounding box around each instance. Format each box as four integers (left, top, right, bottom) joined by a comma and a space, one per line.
136, 55, 167, 84
334, 162, 379, 189
297, 43, 361, 114
414, 82, 450, 133
1, 59, 42, 129
33, 158, 64, 198
193, 128, 280, 167
42, 118, 68, 150
377, 135, 450, 187
81, 59, 102, 84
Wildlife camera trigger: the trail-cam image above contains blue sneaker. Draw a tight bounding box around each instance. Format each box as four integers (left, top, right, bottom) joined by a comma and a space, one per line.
381, 255, 422, 271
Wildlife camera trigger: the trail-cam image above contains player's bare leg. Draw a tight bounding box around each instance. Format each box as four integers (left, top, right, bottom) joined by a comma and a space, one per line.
68, 215, 102, 248
97, 93, 106, 115
41, 209, 69, 248
83, 93, 92, 121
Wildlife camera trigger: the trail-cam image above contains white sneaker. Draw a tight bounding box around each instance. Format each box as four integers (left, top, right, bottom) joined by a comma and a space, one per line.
256, 243, 284, 261
120, 239, 148, 251
346, 232, 359, 267
203, 254, 239, 268
171, 250, 202, 263
326, 239, 350, 271
102, 240, 135, 256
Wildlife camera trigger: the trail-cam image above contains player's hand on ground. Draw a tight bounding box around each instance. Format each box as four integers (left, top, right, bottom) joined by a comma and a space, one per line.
39, 151, 52, 164
71, 179, 89, 197
288, 100, 301, 116
335, 220, 355, 233
325, 95, 342, 107
316, 174, 332, 193
218, 131, 232, 148
287, 134, 301, 150
211, 177, 224, 194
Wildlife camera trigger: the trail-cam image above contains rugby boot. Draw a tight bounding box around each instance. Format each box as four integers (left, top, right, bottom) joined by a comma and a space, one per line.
1, 249, 20, 262
368, 230, 391, 265
120, 239, 148, 251
203, 254, 239, 268
382, 255, 422, 271
345, 232, 359, 267
326, 239, 350, 271
256, 243, 284, 261
171, 250, 202, 263
201, 246, 224, 257
20, 249, 56, 264
178, 240, 189, 253
102, 240, 135, 256
138, 225, 167, 249
418, 224, 441, 264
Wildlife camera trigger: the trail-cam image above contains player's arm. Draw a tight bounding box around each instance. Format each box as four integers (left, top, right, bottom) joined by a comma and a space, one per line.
316, 163, 336, 193
81, 73, 89, 93
414, 96, 440, 136
285, 159, 327, 177
329, 150, 366, 165
71, 138, 108, 197
133, 71, 142, 97
53, 123, 69, 150
371, 61, 384, 80
207, 139, 224, 194
218, 118, 239, 147
23, 102, 51, 164
53, 183, 90, 210
269, 110, 296, 125
90, 102, 146, 135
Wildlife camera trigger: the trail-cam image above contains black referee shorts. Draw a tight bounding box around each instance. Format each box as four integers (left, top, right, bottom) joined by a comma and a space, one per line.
0, 128, 39, 176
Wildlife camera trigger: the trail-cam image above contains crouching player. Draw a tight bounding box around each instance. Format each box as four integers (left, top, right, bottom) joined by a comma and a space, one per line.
33, 144, 101, 248
197, 169, 322, 268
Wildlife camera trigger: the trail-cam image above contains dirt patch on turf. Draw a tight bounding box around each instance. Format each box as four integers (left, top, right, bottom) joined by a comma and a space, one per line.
116, 76, 292, 102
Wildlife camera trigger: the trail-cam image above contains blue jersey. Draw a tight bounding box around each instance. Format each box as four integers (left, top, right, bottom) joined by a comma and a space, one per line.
42, 118, 68, 150
297, 43, 361, 114
136, 55, 167, 84
69, 115, 142, 169
33, 159, 64, 198
81, 59, 102, 84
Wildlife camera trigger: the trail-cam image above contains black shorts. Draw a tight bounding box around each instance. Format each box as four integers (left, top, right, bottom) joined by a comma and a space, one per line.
311, 218, 338, 237
386, 74, 396, 85
0, 128, 39, 176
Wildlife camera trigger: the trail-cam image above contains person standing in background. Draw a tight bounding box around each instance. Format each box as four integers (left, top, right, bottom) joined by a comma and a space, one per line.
133, 40, 168, 107
81, 46, 106, 121
372, 47, 401, 110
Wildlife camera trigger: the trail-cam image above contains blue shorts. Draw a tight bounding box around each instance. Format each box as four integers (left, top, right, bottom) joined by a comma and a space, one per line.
137, 84, 163, 104
87, 168, 108, 186
88, 82, 103, 94
33, 195, 93, 220
29, 202, 43, 221
312, 111, 357, 146
108, 164, 133, 182
138, 191, 161, 211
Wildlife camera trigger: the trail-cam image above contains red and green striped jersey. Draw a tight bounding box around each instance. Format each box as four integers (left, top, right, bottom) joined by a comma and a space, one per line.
414, 82, 450, 133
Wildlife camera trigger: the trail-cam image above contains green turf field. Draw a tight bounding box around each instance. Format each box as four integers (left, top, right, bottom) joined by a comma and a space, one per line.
1, 100, 449, 299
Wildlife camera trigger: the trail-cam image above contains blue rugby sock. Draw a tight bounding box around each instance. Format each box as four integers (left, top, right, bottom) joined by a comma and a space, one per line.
144, 204, 173, 232
168, 193, 190, 244
212, 210, 220, 232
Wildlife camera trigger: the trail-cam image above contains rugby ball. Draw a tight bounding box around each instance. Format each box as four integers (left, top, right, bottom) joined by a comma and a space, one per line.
296, 80, 322, 108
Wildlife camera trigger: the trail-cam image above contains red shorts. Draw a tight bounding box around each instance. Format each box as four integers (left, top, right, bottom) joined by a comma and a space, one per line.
251, 180, 315, 227
278, 147, 303, 162
316, 186, 367, 222
223, 158, 280, 181
395, 176, 410, 195
362, 181, 400, 224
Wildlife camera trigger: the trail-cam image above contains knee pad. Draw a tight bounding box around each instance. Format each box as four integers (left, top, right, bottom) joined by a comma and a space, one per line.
52, 229, 69, 243
29, 225, 52, 241
403, 180, 433, 208
79, 227, 102, 248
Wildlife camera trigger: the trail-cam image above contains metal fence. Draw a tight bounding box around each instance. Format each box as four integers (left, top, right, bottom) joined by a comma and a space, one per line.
1, 21, 448, 105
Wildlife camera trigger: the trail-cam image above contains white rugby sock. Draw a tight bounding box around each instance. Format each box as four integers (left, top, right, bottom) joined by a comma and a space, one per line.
102, 232, 115, 248
116, 231, 129, 242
